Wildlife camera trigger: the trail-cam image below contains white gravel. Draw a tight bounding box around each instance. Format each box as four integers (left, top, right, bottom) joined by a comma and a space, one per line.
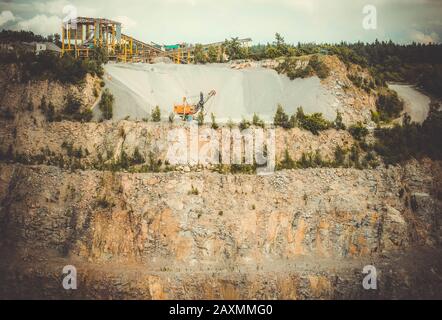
102, 63, 340, 122
388, 84, 431, 124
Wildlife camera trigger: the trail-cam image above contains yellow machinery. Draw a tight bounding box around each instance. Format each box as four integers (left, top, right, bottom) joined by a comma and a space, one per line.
174, 90, 216, 119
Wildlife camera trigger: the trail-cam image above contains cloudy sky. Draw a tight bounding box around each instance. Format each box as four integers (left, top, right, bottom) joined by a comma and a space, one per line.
0, 0, 441, 45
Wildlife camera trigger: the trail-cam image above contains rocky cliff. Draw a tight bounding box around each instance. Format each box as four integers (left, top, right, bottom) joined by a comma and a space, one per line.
0, 160, 441, 299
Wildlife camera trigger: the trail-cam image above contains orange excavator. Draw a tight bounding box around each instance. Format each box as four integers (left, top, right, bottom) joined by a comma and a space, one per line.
174, 90, 216, 120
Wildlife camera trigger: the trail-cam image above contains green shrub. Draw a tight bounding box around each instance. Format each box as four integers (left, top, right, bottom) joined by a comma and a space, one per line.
252, 113, 265, 128
188, 185, 199, 195
348, 122, 369, 140
296, 107, 331, 135
278, 149, 296, 169
41, 99, 55, 122
239, 118, 251, 130
131, 147, 145, 165
333, 111, 346, 130
60, 93, 92, 122
151, 106, 161, 122
207, 46, 218, 63
309, 55, 330, 79
117, 149, 130, 170
61, 141, 85, 159
276, 57, 314, 80
370, 110, 380, 124
374, 108, 442, 164
273, 104, 291, 128
147, 152, 162, 172
230, 164, 256, 174
194, 44, 208, 64
362, 151, 379, 168
211, 113, 219, 129
296, 150, 329, 168
333, 145, 347, 167
376, 89, 404, 122
96, 196, 112, 209
197, 111, 204, 126
99, 89, 114, 120
349, 145, 362, 169
64, 93, 81, 114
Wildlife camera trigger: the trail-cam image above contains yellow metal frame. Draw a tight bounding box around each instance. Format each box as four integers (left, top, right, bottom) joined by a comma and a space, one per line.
60, 17, 251, 64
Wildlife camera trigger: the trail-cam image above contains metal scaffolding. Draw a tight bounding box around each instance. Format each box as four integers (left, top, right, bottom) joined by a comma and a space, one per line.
61, 17, 252, 64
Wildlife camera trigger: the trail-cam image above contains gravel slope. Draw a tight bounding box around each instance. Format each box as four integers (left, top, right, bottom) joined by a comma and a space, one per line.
102, 63, 339, 122
389, 84, 431, 124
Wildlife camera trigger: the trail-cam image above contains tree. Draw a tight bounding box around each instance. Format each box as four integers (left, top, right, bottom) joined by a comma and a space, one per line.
376, 89, 404, 121
227, 118, 235, 129
239, 118, 251, 130
197, 111, 205, 126
207, 46, 218, 63
91, 46, 109, 65
279, 149, 296, 169
295, 106, 305, 121
274, 33, 288, 56
151, 106, 161, 122
194, 44, 207, 64
99, 89, 114, 120
53, 33, 61, 47
273, 104, 290, 128
211, 113, 219, 129
334, 111, 346, 130
252, 113, 265, 128
223, 37, 244, 60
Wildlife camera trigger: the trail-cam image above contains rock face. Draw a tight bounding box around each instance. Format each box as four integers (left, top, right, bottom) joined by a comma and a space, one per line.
0, 65, 99, 116
0, 160, 441, 299
0, 118, 354, 172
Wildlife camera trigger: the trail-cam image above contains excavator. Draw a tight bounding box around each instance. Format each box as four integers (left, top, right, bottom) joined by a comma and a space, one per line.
174, 90, 216, 120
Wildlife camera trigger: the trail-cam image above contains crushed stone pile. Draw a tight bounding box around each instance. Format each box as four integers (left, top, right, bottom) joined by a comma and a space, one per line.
103, 63, 341, 122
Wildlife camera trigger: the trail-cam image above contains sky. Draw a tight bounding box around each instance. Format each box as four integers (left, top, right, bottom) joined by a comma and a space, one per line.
0, 0, 441, 45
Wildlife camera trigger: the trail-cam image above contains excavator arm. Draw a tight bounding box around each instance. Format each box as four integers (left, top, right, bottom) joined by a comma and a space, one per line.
194, 90, 216, 113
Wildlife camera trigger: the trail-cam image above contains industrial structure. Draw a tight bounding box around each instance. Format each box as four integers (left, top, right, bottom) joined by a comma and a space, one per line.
61, 17, 251, 64
174, 90, 217, 120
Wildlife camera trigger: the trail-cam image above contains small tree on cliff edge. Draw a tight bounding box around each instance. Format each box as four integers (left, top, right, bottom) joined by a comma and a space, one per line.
152, 106, 161, 122
273, 104, 291, 129
99, 89, 114, 120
